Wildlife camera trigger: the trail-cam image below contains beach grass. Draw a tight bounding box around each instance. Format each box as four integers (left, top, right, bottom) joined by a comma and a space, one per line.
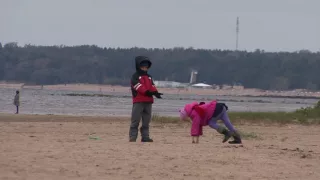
239, 131, 261, 140
152, 101, 320, 125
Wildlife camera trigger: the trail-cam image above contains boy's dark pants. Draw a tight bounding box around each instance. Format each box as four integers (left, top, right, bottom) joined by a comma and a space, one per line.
129, 102, 152, 140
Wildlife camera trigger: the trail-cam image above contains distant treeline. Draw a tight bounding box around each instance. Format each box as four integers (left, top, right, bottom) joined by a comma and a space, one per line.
0, 42, 320, 90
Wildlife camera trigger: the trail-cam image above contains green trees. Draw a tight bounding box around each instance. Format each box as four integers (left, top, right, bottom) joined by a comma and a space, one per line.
0, 42, 319, 90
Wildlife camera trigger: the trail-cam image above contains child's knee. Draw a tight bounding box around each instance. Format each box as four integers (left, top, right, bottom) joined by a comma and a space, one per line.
216, 126, 227, 133
209, 122, 219, 130
223, 122, 236, 132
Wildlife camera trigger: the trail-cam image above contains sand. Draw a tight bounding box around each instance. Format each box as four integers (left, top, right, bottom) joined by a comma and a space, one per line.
0, 114, 319, 180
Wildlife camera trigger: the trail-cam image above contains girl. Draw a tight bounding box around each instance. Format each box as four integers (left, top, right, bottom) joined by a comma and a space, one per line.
179, 100, 242, 144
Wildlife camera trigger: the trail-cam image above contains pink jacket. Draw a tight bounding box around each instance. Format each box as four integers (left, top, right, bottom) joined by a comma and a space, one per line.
184, 100, 217, 136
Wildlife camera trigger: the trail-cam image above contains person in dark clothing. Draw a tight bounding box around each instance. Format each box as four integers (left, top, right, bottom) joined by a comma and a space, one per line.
13, 90, 20, 114
129, 56, 163, 142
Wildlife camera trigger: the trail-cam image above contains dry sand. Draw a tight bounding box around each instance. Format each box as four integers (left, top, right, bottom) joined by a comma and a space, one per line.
0, 114, 320, 180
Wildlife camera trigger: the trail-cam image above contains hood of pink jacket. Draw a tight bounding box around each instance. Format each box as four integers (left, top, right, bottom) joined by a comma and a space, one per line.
184, 102, 199, 116
184, 100, 217, 125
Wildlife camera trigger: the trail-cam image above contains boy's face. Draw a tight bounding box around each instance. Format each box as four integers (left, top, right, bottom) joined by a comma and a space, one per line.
140, 66, 149, 72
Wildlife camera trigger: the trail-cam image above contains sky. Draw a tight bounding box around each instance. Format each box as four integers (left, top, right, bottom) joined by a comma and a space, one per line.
1, 0, 319, 52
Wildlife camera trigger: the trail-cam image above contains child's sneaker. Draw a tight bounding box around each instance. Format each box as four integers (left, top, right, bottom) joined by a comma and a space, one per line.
221, 129, 231, 143
228, 139, 242, 144
141, 138, 153, 142
228, 131, 242, 144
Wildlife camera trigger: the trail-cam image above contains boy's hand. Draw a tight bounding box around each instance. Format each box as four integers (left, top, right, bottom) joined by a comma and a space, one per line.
154, 92, 163, 99
146, 91, 163, 98
145, 90, 153, 97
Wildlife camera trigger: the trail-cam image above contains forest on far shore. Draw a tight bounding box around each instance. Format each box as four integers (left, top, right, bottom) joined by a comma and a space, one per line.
1, 42, 320, 90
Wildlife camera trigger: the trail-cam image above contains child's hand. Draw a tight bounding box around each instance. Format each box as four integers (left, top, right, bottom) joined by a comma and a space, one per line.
192, 136, 199, 144
153, 92, 163, 99
145, 91, 153, 97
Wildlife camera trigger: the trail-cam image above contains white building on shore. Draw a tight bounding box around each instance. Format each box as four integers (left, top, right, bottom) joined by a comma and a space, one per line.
153, 81, 188, 88
191, 83, 212, 89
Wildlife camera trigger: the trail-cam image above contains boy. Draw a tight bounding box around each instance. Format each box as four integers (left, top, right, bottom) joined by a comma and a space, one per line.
129, 56, 163, 142
13, 90, 20, 114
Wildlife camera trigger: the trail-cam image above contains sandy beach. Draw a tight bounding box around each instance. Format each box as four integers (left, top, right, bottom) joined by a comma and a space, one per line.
0, 114, 319, 180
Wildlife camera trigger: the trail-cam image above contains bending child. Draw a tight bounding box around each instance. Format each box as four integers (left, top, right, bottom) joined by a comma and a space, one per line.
179, 100, 242, 144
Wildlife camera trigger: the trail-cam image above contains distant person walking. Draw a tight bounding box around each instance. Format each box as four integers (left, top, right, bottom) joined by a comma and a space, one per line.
13, 90, 20, 114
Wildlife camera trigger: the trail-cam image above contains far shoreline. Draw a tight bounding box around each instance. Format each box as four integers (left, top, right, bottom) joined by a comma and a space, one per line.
1, 82, 320, 99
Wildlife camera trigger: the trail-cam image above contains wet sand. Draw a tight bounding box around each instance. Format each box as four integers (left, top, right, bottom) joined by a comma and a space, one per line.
1, 87, 317, 117
1, 82, 320, 97
0, 114, 319, 180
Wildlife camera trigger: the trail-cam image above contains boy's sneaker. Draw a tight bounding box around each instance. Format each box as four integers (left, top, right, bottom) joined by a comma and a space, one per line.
129, 138, 136, 142
141, 138, 153, 142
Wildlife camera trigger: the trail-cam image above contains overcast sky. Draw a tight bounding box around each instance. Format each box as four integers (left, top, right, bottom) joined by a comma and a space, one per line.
1, 0, 319, 52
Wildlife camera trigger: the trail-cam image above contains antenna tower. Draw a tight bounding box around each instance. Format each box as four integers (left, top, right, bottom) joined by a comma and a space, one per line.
236, 17, 239, 50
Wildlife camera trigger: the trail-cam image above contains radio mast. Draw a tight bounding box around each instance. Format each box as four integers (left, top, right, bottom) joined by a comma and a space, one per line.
236, 17, 239, 50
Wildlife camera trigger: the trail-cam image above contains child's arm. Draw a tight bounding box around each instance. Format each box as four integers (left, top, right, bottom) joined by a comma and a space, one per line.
192, 127, 202, 144
150, 77, 163, 98
191, 114, 201, 143
150, 77, 158, 92
192, 136, 199, 144
188, 118, 199, 143
131, 74, 148, 95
